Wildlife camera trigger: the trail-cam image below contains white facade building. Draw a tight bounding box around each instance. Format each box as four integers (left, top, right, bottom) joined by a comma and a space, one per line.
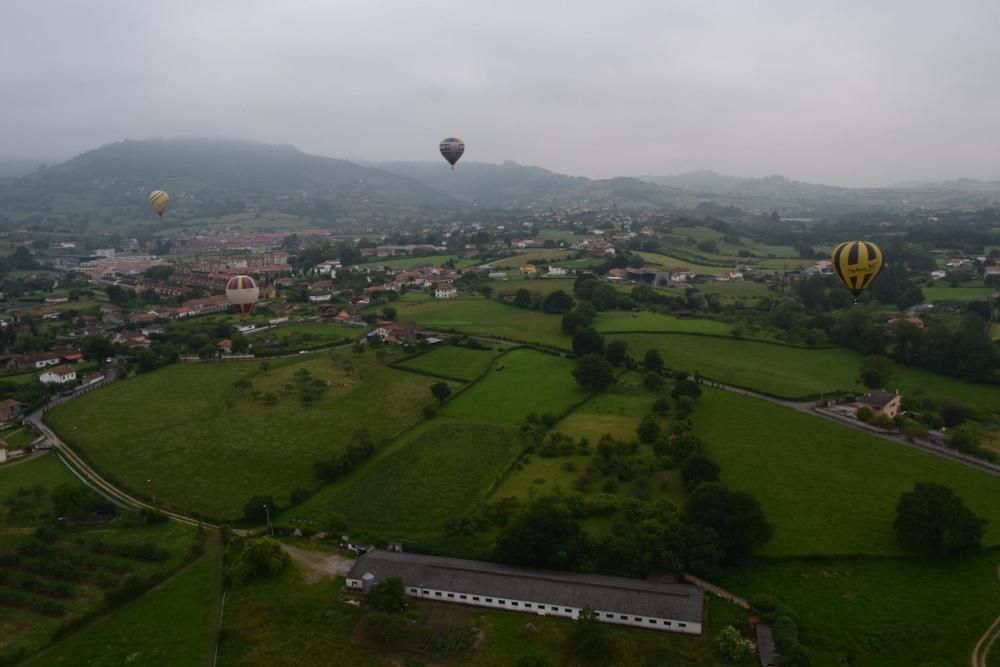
40, 365, 76, 385
346, 550, 703, 635
435, 287, 458, 299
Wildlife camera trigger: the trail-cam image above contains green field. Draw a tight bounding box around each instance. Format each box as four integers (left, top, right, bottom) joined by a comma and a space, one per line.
635, 251, 729, 275
45, 352, 450, 520
695, 389, 1000, 555
396, 346, 502, 381
444, 348, 587, 423
593, 311, 735, 336
29, 542, 222, 667
611, 332, 1000, 415
696, 281, 775, 301
365, 254, 467, 270
492, 277, 577, 296
923, 285, 998, 302
0, 454, 74, 495
724, 553, 1000, 667
254, 322, 352, 344
489, 250, 579, 268
284, 420, 519, 540
393, 297, 569, 348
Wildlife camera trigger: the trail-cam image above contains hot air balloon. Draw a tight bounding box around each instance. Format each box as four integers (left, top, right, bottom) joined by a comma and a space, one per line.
148, 190, 170, 218
832, 241, 884, 298
226, 275, 259, 316
439, 137, 465, 169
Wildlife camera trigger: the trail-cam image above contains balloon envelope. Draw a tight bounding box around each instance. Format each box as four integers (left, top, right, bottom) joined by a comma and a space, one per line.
226, 275, 260, 315
832, 241, 884, 296
439, 137, 465, 167
148, 190, 169, 217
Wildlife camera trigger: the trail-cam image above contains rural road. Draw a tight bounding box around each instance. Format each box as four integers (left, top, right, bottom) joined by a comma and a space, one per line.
971, 564, 1000, 667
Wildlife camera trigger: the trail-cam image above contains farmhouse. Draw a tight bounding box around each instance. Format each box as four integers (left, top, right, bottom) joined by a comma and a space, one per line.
40, 365, 77, 385
0, 400, 21, 427
546, 266, 568, 277
435, 286, 458, 299
857, 389, 902, 419
346, 550, 704, 635
178, 295, 229, 318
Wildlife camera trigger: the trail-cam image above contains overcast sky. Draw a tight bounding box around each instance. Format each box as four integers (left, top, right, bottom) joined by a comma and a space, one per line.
2, 0, 999, 186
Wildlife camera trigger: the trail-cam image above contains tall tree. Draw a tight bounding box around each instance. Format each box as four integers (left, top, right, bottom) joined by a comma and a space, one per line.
893, 482, 986, 558
572, 354, 615, 391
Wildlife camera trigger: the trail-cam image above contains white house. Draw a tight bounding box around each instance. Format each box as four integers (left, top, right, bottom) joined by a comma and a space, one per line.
670, 270, 695, 282
930, 270, 947, 280
347, 550, 704, 635
546, 266, 568, 277
435, 286, 458, 299
40, 364, 76, 385
309, 293, 332, 303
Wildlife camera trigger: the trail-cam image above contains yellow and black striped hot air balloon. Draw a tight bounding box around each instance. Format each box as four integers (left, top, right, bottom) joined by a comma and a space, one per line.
148, 190, 170, 218
832, 241, 884, 297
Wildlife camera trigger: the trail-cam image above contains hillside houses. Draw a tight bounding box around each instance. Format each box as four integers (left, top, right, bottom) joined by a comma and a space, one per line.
0, 400, 22, 427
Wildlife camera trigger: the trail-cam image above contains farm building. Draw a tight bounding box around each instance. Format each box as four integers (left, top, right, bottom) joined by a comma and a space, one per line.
857, 389, 902, 419
347, 550, 704, 635
0, 399, 21, 427
435, 286, 458, 299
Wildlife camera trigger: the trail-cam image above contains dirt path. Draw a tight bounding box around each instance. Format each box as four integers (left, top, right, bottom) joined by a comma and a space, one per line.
282, 544, 355, 583
972, 564, 1000, 667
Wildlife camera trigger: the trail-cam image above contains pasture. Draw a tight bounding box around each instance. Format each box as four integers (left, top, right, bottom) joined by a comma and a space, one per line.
29, 541, 222, 667
724, 553, 1000, 667
396, 345, 502, 381
694, 388, 1000, 555
284, 420, 519, 540
923, 285, 998, 302
634, 251, 729, 275
492, 277, 577, 296
488, 250, 579, 268
593, 311, 734, 336
392, 297, 569, 348
46, 351, 449, 520
443, 348, 586, 423
611, 332, 1000, 415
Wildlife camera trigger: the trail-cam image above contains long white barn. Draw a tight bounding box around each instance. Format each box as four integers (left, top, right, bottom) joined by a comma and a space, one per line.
346, 550, 704, 635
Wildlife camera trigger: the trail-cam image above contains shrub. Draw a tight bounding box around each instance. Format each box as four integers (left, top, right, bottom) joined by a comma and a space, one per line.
714, 626, 753, 662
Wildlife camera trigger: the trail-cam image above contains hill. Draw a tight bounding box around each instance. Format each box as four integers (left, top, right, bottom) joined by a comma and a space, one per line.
378, 160, 697, 209
0, 138, 461, 225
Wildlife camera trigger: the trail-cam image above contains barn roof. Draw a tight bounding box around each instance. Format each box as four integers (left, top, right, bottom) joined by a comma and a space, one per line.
347, 550, 703, 623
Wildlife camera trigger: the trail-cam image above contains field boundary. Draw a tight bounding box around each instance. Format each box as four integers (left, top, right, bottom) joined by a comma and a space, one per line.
607, 329, 842, 350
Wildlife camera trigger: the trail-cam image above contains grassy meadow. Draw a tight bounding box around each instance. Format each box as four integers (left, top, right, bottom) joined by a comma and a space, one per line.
723, 553, 1000, 667
283, 420, 519, 540
392, 296, 569, 348
443, 348, 587, 423
396, 345, 502, 380
923, 285, 998, 302
593, 311, 735, 336
612, 332, 1000, 416
694, 388, 1000, 555
45, 351, 450, 520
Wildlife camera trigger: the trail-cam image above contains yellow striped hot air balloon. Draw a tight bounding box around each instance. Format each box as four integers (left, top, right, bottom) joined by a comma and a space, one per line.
832, 241, 884, 297
148, 190, 170, 218
226, 275, 259, 317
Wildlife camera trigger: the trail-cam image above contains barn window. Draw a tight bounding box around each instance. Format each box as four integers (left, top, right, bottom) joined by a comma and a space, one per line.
564, 608, 571, 613
499, 600, 505, 605
525, 603, 532, 608
511, 601, 519, 607
620, 615, 627, 620
435, 592, 442, 597
472, 596, 480, 602
447, 593, 454, 598
678, 623, 686, 628
460, 595, 467, 600
537, 605, 545, 610
648, 619, 656, 624
605, 613, 613, 618
486, 598, 493, 603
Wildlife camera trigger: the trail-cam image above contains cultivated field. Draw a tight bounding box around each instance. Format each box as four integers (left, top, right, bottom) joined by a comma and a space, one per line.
593, 311, 735, 336
396, 345, 502, 381
284, 420, 519, 540
46, 351, 450, 520
487, 250, 579, 268
695, 388, 1000, 555
392, 297, 569, 348
923, 285, 998, 302
443, 348, 587, 422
